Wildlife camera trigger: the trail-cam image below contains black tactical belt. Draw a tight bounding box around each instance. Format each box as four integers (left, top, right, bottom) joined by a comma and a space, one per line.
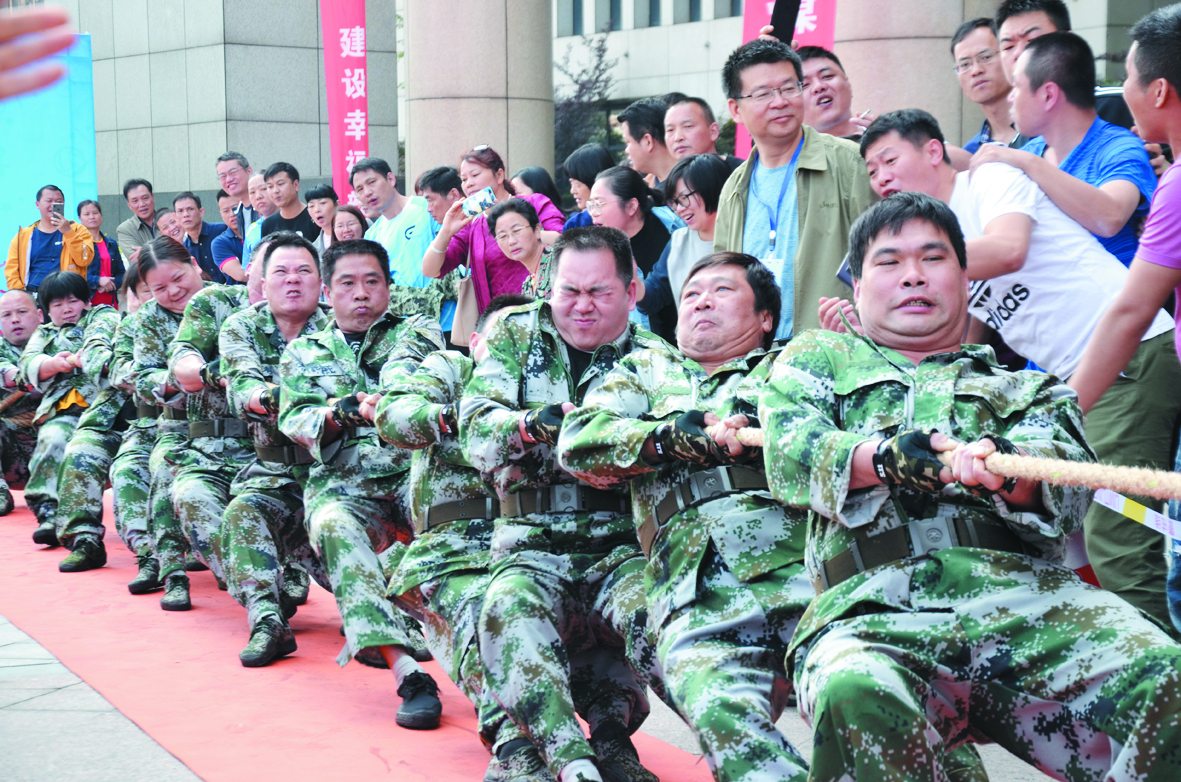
255, 443, 314, 465
416, 496, 500, 534
500, 484, 628, 518
190, 418, 249, 439
816, 515, 1026, 593
137, 403, 161, 418
162, 406, 187, 420
640, 465, 768, 557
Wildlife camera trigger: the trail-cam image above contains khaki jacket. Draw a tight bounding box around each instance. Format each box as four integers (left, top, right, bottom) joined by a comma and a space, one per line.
5, 221, 94, 290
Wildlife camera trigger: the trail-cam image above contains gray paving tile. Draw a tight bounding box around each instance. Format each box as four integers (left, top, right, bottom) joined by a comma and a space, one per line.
0, 641, 57, 661
0, 689, 55, 709
0, 661, 83, 688
6, 683, 115, 712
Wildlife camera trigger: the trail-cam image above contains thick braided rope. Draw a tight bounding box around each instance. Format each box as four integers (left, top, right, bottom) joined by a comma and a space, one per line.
735, 428, 1181, 501
0, 389, 26, 414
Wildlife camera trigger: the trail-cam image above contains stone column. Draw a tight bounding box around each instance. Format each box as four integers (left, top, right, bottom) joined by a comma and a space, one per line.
403, 0, 554, 184
832, 0, 995, 151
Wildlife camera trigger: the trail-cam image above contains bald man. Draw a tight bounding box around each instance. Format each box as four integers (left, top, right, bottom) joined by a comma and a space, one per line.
0, 289, 44, 514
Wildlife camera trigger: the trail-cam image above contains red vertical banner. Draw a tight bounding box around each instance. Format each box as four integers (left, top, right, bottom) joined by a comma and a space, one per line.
735, 0, 838, 156
321, 0, 369, 206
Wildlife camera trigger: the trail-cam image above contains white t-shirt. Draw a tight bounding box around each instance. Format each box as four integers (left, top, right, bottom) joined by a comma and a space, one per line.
949, 163, 1171, 379
666, 228, 716, 305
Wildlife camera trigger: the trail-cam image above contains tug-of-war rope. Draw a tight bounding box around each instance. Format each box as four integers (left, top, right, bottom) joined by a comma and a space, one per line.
735, 429, 1181, 501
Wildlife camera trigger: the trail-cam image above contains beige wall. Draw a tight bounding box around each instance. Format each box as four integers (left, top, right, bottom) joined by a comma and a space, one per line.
403, 0, 554, 183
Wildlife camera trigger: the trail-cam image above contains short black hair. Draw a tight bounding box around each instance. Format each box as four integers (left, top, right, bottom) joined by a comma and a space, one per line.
260, 230, 320, 275
321, 238, 390, 287
618, 97, 670, 146
1130, 3, 1181, 92
76, 199, 101, 217
1023, 32, 1096, 110
847, 191, 967, 279
797, 45, 844, 72
37, 271, 90, 311
683, 252, 781, 349
476, 293, 534, 333
860, 109, 951, 165
510, 166, 563, 211
305, 183, 339, 203
172, 191, 202, 210
486, 198, 540, 236
996, 0, 1070, 34
216, 151, 250, 170
418, 166, 462, 196
36, 185, 63, 202
951, 17, 996, 56
595, 166, 662, 219
561, 143, 615, 187
263, 162, 299, 182
722, 39, 803, 100
122, 178, 153, 200
666, 95, 717, 125
663, 154, 731, 214
137, 236, 193, 279
550, 226, 634, 288
348, 157, 393, 187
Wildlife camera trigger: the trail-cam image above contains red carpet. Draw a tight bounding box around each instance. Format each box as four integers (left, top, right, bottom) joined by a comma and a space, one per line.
0, 491, 712, 782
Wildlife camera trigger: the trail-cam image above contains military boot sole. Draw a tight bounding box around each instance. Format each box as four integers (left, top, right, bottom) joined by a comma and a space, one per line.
128, 578, 165, 595
58, 544, 107, 573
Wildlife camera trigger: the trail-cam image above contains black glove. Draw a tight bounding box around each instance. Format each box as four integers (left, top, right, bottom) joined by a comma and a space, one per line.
651, 410, 736, 466
259, 386, 280, 415
438, 403, 458, 437
199, 358, 223, 390
728, 397, 760, 430
330, 395, 371, 428
522, 404, 566, 446
871, 429, 949, 494
958, 434, 1019, 497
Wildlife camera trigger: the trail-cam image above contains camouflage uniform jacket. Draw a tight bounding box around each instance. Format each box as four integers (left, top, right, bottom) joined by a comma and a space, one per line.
219, 300, 331, 490
0, 337, 41, 420
18, 304, 119, 423
278, 309, 443, 501
132, 298, 188, 421
375, 349, 496, 593
560, 343, 806, 628
168, 284, 252, 469
76, 313, 136, 431
758, 328, 1095, 653
459, 299, 665, 544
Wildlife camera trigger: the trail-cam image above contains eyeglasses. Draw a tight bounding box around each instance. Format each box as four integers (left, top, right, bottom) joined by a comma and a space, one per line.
585, 199, 620, 215
217, 166, 244, 181
669, 189, 699, 210
735, 81, 804, 104
954, 49, 998, 74
494, 225, 533, 242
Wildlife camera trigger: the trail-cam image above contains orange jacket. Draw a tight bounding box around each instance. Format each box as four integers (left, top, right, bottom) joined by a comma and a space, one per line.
5, 221, 94, 290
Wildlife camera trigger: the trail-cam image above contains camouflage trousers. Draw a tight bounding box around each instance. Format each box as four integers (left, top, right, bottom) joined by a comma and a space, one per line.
0, 419, 36, 492
305, 490, 424, 666
794, 555, 1181, 782
25, 412, 80, 525
655, 545, 812, 782
110, 426, 155, 556
55, 427, 120, 548
151, 426, 190, 577
172, 460, 241, 582
479, 520, 657, 778
219, 482, 329, 629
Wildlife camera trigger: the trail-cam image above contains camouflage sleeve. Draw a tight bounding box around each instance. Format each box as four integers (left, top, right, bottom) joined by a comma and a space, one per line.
77, 306, 120, 383
107, 316, 138, 391
760, 331, 875, 524
131, 306, 182, 407
374, 350, 464, 450
457, 313, 535, 477
219, 310, 269, 422
277, 338, 332, 462
169, 288, 221, 369
559, 355, 662, 490
16, 325, 52, 391
383, 314, 446, 380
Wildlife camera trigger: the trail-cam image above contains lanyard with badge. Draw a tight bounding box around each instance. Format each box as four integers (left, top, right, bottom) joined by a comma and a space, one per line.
750, 137, 804, 286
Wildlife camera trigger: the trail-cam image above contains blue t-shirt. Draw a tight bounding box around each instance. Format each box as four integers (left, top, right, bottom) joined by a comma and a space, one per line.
365, 197, 456, 329
183, 221, 233, 284
211, 230, 244, 272
743, 156, 799, 340
28, 228, 62, 288
1022, 118, 1156, 265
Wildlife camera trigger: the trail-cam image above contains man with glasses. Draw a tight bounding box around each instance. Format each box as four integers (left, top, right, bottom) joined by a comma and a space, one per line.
714, 39, 876, 342
951, 18, 1030, 153
215, 152, 257, 235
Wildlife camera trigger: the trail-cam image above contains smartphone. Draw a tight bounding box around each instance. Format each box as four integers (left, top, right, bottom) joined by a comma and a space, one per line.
768, 0, 802, 44
462, 186, 497, 218
50, 202, 64, 218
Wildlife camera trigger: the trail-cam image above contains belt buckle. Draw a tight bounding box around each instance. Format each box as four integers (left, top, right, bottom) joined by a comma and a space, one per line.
549, 484, 579, 513
688, 467, 732, 505
907, 517, 956, 557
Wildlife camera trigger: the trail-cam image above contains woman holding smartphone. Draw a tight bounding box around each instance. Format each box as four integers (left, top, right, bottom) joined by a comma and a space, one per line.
77, 199, 125, 308
421, 145, 564, 314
